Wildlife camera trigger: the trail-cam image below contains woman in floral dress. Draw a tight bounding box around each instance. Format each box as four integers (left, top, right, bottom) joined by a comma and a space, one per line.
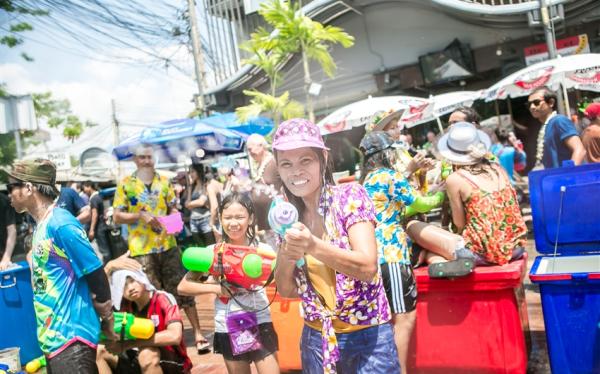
273, 118, 399, 374
438, 121, 527, 266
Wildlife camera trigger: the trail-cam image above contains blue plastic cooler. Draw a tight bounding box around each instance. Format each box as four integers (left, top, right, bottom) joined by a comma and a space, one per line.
0, 262, 42, 365
528, 163, 600, 374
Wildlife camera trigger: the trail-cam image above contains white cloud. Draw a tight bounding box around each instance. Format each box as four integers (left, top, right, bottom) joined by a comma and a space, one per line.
0, 53, 198, 155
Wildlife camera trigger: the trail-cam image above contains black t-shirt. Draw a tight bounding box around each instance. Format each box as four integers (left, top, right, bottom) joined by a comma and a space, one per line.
0, 193, 16, 253
90, 193, 107, 232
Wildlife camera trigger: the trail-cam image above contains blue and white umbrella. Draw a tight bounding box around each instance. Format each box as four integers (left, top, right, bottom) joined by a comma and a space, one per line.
201, 112, 274, 136
112, 118, 245, 162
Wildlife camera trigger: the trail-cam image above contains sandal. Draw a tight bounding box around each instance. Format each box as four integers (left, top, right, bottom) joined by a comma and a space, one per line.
196, 338, 211, 355
428, 259, 474, 278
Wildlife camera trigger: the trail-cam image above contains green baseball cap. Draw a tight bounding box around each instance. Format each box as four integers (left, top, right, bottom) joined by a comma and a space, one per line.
6, 159, 59, 193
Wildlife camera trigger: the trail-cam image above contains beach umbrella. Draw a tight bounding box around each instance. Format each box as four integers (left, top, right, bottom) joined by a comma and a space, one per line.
316, 96, 432, 135
112, 118, 245, 162
404, 91, 482, 129
201, 112, 274, 136
484, 53, 600, 102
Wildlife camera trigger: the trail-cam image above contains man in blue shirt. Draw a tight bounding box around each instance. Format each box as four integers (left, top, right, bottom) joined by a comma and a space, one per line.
7, 159, 117, 373
527, 86, 586, 168
57, 185, 91, 224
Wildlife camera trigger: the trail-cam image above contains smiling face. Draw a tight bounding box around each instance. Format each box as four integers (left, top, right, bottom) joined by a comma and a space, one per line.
220, 202, 252, 245
276, 148, 323, 200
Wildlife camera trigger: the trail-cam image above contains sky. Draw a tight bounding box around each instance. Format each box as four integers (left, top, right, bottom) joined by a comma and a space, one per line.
0, 9, 199, 155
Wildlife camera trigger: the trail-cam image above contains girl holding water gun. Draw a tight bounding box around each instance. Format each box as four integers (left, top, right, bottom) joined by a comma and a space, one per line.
177, 192, 280, 374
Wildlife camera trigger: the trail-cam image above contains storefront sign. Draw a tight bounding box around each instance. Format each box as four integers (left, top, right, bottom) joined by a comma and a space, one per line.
524, 34, 590, 66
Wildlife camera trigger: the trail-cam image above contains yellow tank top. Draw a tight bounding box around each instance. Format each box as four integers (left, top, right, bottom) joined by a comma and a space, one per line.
302, 255, 370, 333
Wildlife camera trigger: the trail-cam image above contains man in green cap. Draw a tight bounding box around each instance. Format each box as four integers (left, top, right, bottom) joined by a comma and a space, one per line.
7, 158, 117, 373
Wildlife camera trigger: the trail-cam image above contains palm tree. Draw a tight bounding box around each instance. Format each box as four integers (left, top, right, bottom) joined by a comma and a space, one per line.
259, 0, 354, 122
236, 26, 304, 125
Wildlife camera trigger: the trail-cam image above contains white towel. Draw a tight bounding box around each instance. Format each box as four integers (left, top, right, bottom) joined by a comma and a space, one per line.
110, 269, 156, 310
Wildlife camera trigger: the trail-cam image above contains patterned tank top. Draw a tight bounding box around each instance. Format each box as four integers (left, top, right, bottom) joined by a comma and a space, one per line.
456, 166, 527, 265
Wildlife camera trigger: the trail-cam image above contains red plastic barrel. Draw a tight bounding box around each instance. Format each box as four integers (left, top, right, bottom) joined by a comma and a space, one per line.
408, 254, 530, 373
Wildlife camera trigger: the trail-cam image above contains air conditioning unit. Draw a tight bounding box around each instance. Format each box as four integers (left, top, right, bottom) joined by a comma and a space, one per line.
204, 92, 230, 109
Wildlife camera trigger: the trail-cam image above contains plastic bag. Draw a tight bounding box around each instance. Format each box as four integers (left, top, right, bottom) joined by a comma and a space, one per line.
225, 311, 262, 356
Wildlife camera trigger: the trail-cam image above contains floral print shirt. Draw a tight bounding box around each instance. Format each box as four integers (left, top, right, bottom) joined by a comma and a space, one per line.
363, 168, 415, 264
292, 183, 391, 374
457, 169, 527, 265
113, 172, 177, 257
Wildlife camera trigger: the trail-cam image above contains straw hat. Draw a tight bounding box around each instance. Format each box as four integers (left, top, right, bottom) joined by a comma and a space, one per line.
366, 109, 404, 132
437, 121, 491, 165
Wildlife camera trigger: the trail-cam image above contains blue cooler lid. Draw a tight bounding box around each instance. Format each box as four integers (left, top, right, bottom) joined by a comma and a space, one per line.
529, 163, 600, 255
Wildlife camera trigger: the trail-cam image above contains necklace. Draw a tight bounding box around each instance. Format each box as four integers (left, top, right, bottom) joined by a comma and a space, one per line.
253, 153, 273, 183
37, 202, 55, 223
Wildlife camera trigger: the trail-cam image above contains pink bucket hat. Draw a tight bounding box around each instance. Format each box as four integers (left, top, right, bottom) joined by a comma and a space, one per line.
272, 118, 329, 151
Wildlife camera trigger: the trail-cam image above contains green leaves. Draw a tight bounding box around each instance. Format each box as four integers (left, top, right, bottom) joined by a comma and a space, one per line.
32, 91, 88, 141
1, 1, 47, 61
257, 0, 354, 78
239, 0, 355, 124
236, 90, 304, 123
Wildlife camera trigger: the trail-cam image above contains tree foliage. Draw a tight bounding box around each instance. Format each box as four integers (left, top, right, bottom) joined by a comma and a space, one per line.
258, 0, 354, 78
236, 18, 303, 125
32, 91, 96, 142
0, 1, 47, 60
237, 90, 304, 123
238, 0, 354, 123
0, 87, 94, 172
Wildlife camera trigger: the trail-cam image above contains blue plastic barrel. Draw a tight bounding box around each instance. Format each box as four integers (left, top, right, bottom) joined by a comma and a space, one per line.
529, 163, 600, 373
0, 262, 42, 365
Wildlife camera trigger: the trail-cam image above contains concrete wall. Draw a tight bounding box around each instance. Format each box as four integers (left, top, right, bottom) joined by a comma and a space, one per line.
275, 1, 533, 113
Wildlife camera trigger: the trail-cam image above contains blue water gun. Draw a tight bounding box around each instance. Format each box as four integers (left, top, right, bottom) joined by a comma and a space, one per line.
268, 198, 304, 268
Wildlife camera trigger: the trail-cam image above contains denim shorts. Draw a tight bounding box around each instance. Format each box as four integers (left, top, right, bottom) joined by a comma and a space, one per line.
300, 323, 400, 374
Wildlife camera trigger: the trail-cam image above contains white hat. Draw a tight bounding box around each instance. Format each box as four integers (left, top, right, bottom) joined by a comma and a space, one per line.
437, 121, 491, 165
110, 269, 156, 310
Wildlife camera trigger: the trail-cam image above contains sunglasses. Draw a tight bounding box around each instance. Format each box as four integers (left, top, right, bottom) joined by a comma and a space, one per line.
6, 182, 25, 193
526, 99, 545, 107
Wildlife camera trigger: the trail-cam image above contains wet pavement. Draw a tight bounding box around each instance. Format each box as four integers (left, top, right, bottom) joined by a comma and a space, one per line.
182, 237, 551, 374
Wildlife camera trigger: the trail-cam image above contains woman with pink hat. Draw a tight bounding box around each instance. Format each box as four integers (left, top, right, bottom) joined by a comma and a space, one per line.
272, 118, 399, 374
436, 122, 527, 267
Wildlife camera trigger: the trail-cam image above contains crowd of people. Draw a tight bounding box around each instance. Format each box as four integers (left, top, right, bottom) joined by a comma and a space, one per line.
0, 86, 599, 374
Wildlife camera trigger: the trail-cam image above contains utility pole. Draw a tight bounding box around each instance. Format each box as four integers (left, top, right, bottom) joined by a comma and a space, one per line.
187, 0, 208, 117
13, 129, 22, 159
540, 0, 568, 114
540, 0, 557, 59
111, 99, 122, 182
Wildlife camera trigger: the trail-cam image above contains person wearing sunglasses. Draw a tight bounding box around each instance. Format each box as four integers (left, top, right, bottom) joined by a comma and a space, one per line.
6, 158, 118, 373
527, 86, 586, 168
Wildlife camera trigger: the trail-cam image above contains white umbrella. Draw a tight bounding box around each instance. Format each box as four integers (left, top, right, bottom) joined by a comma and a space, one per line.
484, 53, 600, 102
404, 91, 483, 129
317, 96, 431, 135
